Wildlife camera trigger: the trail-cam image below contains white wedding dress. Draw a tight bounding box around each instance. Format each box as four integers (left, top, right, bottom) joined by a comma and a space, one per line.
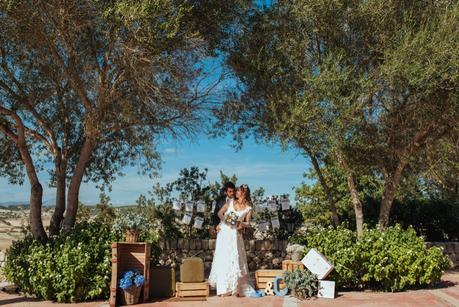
208, 199, 256, 296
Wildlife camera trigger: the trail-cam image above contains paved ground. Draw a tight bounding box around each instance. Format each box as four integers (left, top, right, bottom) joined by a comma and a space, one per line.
1, 268, 458, 307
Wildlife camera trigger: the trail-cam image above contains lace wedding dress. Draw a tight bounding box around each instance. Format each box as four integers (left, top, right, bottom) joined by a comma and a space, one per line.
208, 199, 256, 296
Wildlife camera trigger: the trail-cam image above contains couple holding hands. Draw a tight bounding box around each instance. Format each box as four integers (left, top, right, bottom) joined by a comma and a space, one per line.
208, 182, 258, 297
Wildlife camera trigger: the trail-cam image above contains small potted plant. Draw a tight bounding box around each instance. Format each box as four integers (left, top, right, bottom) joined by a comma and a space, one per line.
112, 211, 151, 242
283, 268, 318, 300
286, 243, 305, 261
119, 270, 145, 305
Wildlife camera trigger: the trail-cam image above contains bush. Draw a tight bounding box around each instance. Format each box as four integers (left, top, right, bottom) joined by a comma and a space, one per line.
289, 224, 451, 291
4, 221, 121, 302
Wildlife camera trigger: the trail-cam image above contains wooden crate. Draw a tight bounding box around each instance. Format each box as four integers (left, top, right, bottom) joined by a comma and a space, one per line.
255, 270, 283, 290
176, 280, 209, 298
109, 242, 151, 307
282, 260, 305, 272
150, 266, 175, 298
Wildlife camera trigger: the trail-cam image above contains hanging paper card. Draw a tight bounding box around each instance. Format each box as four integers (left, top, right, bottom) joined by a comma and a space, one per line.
281, 199, 291, 211
181, 212, 192, 225
268, 200, 278, 212
196, 200, 206, 213
172, 200, 182, 210
211, 200, 217, 212
193, 216, 204, 229
185, 201, 194, 212
258, 221, 268, 232
271, 216, 280, 229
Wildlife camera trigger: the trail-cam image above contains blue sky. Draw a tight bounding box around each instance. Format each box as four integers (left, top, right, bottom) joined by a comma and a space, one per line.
0, 134, 311, 205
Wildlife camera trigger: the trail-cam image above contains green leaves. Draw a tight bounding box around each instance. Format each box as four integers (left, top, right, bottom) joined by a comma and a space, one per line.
290, 224, 451, 291
4, 221, 122, 302
283, 268, 319, 299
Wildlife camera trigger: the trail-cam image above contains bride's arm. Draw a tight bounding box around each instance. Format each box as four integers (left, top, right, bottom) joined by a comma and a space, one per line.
238, 210, 252, 229
217, 203, 229, 221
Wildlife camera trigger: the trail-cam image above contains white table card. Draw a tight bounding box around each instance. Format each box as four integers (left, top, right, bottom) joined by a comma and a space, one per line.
172, 200, 182, 211
181, 212, 192, 225
196, 200, 206, 213
271, 216, 280, 229
301, 248, 334, 280
281, 199, 291, 211
185, 201, 194, 212
268, 200, 277, 212
211, 200, 217, 212
193, 216, 204, 229
258, 221, 268, 232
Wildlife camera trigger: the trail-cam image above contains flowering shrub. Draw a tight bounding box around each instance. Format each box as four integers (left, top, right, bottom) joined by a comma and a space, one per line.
112, 210, 151, 233
4, 221, 122, 302
289, 224, 451, 291
119, 270, 145, 289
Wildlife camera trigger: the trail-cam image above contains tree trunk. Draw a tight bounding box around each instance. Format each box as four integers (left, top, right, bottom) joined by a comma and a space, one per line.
308, 153, 340, 226
17, 140, 47, 241
378, 161, 406, 230
62, 137, 95, 230
337, 152, 364, 236
49, 154, 67, 236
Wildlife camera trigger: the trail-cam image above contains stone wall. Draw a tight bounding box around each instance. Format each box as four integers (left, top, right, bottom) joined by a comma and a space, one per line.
158, 239, 289, 275
157, 240, 459, 275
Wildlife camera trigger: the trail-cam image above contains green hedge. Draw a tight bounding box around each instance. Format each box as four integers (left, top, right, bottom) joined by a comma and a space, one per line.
290, 225, 451, 291
4, 222, 120, 302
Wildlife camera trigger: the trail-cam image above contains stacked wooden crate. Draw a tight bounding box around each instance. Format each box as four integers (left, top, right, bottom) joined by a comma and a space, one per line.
282, 260, 305, 272
109, 242, 151, 306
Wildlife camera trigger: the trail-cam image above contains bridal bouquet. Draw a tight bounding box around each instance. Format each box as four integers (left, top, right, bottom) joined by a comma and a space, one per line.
224, 211, 239, 226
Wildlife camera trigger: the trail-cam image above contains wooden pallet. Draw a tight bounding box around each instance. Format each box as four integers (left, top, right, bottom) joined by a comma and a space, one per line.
255, 269, 284, 290
109, 242, 151, 307
282, 260, 305, 272
176, 280, 209, 299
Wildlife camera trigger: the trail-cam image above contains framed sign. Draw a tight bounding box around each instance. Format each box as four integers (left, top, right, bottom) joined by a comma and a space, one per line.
258, 221, 268, 232
172, 200, 182, 211
193, 216, 204, 229
196, 200, 206, 213
181, 213, 192, 225
185, 201, 194, 212
271, 216, 280, 229
281, 199, 291, 211
301, 248, 334, 280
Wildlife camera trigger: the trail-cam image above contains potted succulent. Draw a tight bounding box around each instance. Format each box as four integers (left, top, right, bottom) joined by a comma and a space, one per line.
283, 268, 318, 300
112, 211, 151, 242
119, 270, 145, 305
286, 243, 305, 262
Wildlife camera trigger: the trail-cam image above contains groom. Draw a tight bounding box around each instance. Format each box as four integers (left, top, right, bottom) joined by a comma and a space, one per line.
212, 181, 236, 233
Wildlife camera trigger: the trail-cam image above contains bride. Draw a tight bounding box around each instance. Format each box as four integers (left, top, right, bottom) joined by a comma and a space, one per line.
208, 184, 256, 297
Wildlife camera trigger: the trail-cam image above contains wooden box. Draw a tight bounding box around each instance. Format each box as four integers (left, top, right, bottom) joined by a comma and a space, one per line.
109, 242, 151, 307
301, 248, 333, 280
282, 260, 305, 272
149, 266, 175, 298
318, 280, 336, 299
176, 280, 209, 299
255, 269, 283, 290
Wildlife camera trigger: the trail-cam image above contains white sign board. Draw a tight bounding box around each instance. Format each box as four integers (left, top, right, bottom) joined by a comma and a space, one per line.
268, 200, 277, 212
172, 200, 182, 211
211, 200, 217, 212
318, 280, 335, 299
301, 248, 334, 280
185, 201, 194, 212
281, 200, 291, 211
271, 216, 280, 229
196, 200, 206, 213
258, 221, 268, 232
181, 212, 192, 225
193, 216, 204, 229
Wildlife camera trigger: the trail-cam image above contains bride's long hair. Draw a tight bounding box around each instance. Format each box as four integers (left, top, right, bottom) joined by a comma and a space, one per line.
238, 184, 252, 206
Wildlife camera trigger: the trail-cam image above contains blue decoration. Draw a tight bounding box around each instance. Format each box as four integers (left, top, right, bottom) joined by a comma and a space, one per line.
119, 270, 145, 290
249, 289, 265, 298
273, 276, 288, 296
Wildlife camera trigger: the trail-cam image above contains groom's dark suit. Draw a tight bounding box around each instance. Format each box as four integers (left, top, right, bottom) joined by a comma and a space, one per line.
212, 196, 230, 227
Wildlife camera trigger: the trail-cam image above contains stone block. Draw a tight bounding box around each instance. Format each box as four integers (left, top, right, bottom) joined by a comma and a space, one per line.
189, 240, 196, 250
272, 239, 279, 250
158, 240, 166, 250
249, 240, 256, 252
170, 239, 177, 250
256, 241, 263, 251
195, 240, 202, 250
209, 239, 216, 250
202, 240, 209, 250
244, 240, 250, 251
263, 240, 273, 251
